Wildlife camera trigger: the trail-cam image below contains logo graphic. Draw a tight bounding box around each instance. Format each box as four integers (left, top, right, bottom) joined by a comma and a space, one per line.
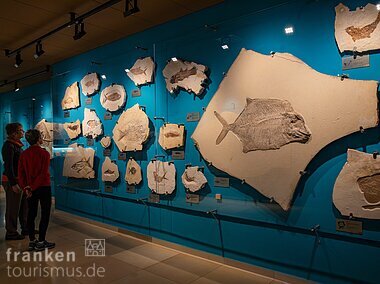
85, 239, 105, 257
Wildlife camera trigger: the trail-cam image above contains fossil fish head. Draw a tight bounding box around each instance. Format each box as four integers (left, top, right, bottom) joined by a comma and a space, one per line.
282, 112, 311, 143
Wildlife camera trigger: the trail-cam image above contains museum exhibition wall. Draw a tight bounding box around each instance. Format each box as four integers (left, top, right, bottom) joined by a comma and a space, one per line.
1, 0, 380, 283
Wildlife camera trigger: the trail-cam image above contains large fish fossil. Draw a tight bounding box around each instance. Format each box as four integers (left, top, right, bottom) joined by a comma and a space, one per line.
130, 67, 147, 75
214, 98, 311, 152
345, 11, 380, 41
170, 67, 197, 84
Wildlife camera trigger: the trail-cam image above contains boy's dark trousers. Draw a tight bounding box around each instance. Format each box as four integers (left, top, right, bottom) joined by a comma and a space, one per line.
27, 186, 52, 241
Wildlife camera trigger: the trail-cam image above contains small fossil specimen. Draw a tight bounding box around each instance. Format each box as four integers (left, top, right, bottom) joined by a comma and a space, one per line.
214, 98, 311, 152
100, 136, 111, 148
61, 82, 80, 110
63, 120, 81, 139
158, 123, 185, 150
181, 166, 207, 192
125, 158, 142, 185
63, 143, 95, 179
147, 160, 176, 194
101, 157, 119, 182
126, 57, 155, 86
82, 108, 102, 138
80, 73, 100, 96
35, 119, 53, 158
100, 84, 126, 112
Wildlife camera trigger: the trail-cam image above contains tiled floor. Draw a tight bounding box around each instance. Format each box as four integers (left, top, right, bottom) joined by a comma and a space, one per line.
0, 190, 289, 284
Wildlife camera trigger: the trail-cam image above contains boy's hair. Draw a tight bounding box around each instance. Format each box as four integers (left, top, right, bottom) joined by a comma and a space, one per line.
25, 129, 41, 145
5, 122, 22, 136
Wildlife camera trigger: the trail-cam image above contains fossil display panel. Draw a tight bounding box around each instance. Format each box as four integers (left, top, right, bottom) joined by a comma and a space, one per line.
35, 119, 53, 158
63, 120, 81, 139
333, 149, 380, 219
63, 143, 95, 179
100, 136, 111, 148
80, 73, 100, 96
101, 157, 119, 182
192, 48, 378, 211
335, 3, 380, 53
125, 158, 142, 185
181, 166, 207, 192
162, 59, 208, 96
158, 123, 185, 150
100, 84, 126, 112
82, 108, 103, 138
61, 82, 80, 110
112, 104, 149, 152
126, 57, 155, 86
147, 160, 176, 194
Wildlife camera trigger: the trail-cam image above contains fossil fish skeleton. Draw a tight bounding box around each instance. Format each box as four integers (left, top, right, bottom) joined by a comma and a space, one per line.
214, 98, 311, 153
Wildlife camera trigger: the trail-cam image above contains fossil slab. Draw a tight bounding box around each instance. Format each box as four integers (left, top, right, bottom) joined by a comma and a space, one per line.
80, 73, 100, 96
147, 160, 176, 194
126, 57, 155, 86
112, 104, 149, 152
335, 3, 380, 53
61, 82, 80, 110
181, 166, 207, 192
83, 108, 103, 139
192, 48, 378, 211
215, 99, 310, 153
100, 136, 111, 148
125, 158, 142, 185
100, 84, 126, 112
333, 149, 380, 219
63, 120, 81, 139
162, 59, 208, 96
101, 157, 119, 182
63, 143, 95, 179
158, 123, 185, 150
35, 119, 53, 158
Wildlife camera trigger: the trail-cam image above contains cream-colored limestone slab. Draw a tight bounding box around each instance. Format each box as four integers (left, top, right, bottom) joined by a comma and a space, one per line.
100, 136, 112, 148
100, 84, 126, 112
101, 157, 119, 182
192, 48, 378, 211
162, 59, 208, 96
126, 57, 155, 86
82, 108, 103, 139
112, 104, 149, 152
158, 123, 185, 150
80, 72, 100, 96
335, 3, 380, 53
63, 120, 81, 139
333, 149, 380, 219
181, 166, 207, 192
125, 158, 142, 185
35, 119, 53, 158
61, 82, 80, 110
147, 160, 176, 194
63, 143, 95, 179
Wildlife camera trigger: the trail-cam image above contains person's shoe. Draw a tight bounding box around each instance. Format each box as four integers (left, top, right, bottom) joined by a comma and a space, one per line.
5, 234, 25, 240
35, 240, 55, 251
28, 240, 38, 251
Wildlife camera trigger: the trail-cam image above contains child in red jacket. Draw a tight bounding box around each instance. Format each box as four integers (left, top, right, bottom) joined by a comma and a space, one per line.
18, 129, 55, 251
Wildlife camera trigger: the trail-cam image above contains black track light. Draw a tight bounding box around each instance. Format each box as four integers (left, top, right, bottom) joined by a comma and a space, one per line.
34, 41, 45, 59
14, 52, 23, 68
73, 21, 86, 40
124, 0, 139, 17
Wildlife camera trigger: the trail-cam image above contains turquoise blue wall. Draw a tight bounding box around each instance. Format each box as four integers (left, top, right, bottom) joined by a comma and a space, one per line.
2, 0, 380, 283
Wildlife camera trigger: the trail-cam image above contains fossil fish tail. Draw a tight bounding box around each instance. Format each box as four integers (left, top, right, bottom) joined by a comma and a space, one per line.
214, 111, 232, 145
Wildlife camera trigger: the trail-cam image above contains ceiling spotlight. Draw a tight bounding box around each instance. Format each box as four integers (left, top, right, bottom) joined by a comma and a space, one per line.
73, 21, 86, 40
101, 74, 107, 80
124, 68, 130, 73
171, 57, 178, 62
32, 97, 36, 101
34, 41, 45, 59
221, 44, 229, 50
285, 26, 294, 35
14, 82, 20, 92
14, 52, 23, 68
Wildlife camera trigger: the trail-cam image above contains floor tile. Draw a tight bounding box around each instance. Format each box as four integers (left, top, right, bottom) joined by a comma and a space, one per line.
163, 253, 220, 276
190, 278, 221, 284
110, 270, 177, 284
146, 262, 199, 283
128, 243, 179, 261
112, 250, 159, 269
204, 266, 273, 284
106, 235, 145, 250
